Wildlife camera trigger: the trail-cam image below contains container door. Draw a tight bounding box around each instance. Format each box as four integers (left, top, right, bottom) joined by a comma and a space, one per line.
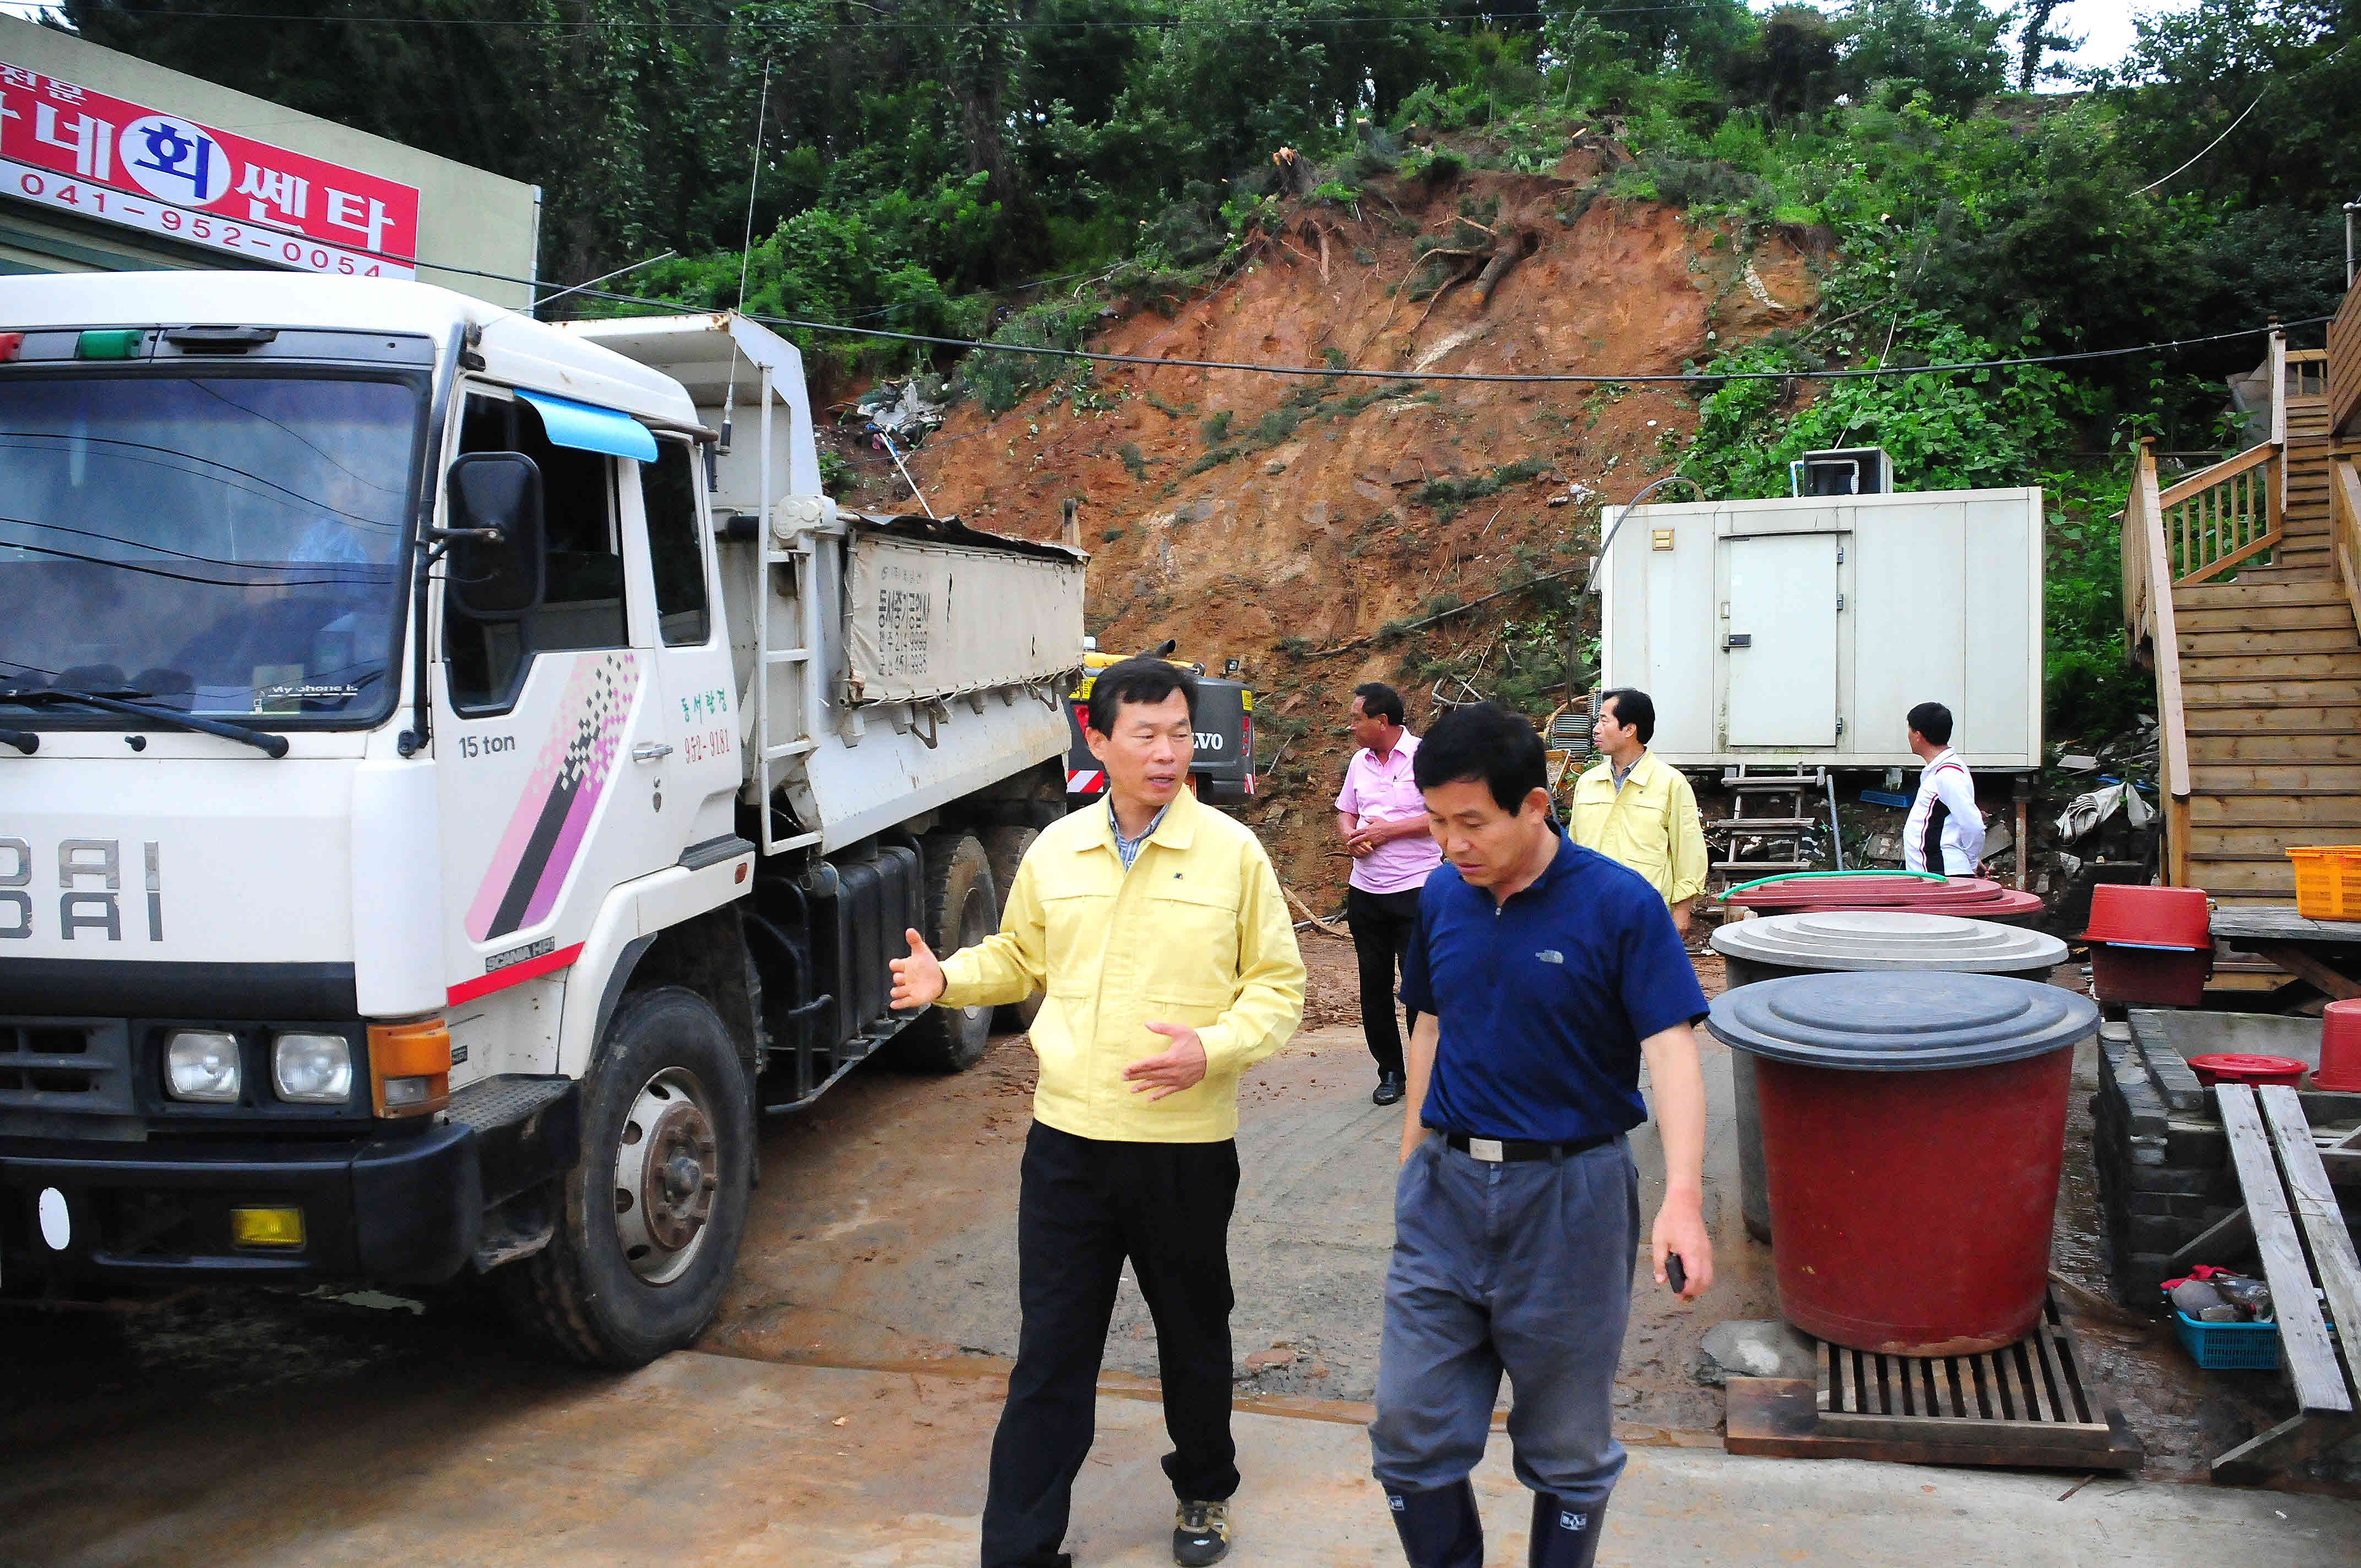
1725, 533, 1841, 747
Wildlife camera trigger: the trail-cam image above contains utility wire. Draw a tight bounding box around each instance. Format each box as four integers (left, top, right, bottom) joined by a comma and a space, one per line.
451, 263, 2333, 385
2129, 32, 2358, 197
54, 1, 1733, 30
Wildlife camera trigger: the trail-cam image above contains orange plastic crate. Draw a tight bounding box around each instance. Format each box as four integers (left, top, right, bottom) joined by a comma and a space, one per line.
2287, 846, 2361, 920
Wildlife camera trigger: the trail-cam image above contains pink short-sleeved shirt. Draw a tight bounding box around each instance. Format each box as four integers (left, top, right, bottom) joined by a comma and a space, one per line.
1334, 732, 1444, 895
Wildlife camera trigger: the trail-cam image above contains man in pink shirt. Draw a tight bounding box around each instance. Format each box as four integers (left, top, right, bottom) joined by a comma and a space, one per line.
1335, 682, 1444, 1106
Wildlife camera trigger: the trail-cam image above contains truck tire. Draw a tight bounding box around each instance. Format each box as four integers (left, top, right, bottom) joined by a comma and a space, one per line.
497, 986, 753, 1369
891, 831, 998, 1072
983, 824, 1045, 1033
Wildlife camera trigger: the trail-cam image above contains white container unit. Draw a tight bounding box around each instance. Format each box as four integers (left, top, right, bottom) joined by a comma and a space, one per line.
1597, 486, 2044, 771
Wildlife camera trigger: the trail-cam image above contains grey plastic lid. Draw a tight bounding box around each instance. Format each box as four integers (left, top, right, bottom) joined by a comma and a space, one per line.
1710, 910, 2066, 974
1706, 971, 2099, 1071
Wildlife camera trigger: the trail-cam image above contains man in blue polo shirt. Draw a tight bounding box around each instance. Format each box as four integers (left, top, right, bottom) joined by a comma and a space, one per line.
1370, 702, 1712, 1568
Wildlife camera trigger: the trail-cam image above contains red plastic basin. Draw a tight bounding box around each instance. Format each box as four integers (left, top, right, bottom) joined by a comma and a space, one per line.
2187, 1053, 2308, 1088
2321, 1000, 2361, 1094
1724, 876, 2046, 927
2082, 884, 2211, 950
2088, 943, 2212, 1007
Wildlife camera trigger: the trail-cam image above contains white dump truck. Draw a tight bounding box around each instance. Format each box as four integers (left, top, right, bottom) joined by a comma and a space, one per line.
0, 275, 1082, 1366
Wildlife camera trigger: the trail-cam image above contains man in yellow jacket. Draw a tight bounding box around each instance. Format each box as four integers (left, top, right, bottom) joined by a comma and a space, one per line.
1567, 688, 1709, 937
890, 656, 1305, 1568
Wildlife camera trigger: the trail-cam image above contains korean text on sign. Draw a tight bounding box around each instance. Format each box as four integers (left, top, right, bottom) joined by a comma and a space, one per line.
0, 58, 420, 278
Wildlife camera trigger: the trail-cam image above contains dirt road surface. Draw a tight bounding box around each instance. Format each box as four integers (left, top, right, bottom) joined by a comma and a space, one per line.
6, 943, 2358, 1564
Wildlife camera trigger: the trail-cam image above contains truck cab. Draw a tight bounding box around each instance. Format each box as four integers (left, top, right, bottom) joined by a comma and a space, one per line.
0, 276, 1080, 1366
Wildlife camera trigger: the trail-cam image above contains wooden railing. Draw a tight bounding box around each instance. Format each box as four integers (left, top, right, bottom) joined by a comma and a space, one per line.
2124, 438, 2193, 886
2330, 284, 2361, 438
2157, 440, 2281, 584
2335, 453, 2361, 640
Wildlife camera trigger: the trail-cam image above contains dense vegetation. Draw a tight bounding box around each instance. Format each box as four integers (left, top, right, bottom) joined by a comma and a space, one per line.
62, 0, 2361, 742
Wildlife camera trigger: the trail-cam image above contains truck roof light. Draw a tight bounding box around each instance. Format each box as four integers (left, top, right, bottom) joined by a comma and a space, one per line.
0, 333, 22, 363
75, 329, 145, 361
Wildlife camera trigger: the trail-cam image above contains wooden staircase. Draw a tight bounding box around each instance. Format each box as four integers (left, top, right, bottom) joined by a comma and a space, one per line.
2126, 319, 2361, 907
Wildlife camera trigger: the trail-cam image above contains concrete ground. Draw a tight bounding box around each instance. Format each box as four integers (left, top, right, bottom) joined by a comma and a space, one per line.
6, 942, 2358, 1562
3, 1347, 2353, 1567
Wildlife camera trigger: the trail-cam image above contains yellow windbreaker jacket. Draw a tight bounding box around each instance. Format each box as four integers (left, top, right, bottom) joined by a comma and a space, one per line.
936, 785, 1307, 1142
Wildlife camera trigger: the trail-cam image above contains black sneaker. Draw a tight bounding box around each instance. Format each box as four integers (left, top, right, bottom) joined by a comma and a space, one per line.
1173, 1499, 1231, 1565
1372, 1072, 1405, 1106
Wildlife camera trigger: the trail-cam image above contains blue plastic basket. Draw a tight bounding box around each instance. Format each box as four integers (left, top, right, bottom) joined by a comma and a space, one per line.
2174, 1310, 2281, 1371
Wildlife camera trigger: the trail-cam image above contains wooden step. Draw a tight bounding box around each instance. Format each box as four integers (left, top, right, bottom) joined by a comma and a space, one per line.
2183, 859, 2300, 894
2189, 792, 2361, 826
2175, 603, 2356, 633
2184, 705, 2361, 729
2192, 763, 2361, 791
2224, 567, 2337, 586
2187, 732, 2361, 762
2175, 580, 2353, 609
2180, 628, 2360, 655
2181, 679, 2361, 704
2183, 826, 2361, 857
2179, 652, 2361, 679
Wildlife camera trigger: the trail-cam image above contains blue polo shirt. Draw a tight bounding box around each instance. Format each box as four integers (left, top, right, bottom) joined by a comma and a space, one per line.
1400, 831, 1707, 1145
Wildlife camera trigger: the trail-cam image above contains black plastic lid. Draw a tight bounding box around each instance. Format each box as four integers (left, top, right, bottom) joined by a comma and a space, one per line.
1706, 970, 2098, 1071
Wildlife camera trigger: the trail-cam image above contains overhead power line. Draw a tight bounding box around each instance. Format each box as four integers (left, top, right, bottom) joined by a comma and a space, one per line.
433, 261, 2331, 385
42, 1, 1731, 31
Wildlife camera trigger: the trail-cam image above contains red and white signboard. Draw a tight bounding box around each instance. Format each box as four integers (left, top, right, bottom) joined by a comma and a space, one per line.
0, 59, 421, 279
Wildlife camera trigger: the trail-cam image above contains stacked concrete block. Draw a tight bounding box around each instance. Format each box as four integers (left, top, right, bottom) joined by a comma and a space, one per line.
2091, 1010, 2361, 1305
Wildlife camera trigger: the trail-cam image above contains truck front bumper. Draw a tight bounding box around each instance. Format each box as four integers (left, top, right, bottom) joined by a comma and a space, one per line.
0, 1078, 579, 1288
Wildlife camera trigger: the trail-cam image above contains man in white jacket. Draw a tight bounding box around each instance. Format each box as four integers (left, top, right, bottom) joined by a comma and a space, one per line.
1902, 702, 1985, 875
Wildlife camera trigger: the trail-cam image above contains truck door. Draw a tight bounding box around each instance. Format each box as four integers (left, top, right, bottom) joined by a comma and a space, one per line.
635, 437, 741, 850
1723, 532, 1841, 748
434, 389, 680, 1059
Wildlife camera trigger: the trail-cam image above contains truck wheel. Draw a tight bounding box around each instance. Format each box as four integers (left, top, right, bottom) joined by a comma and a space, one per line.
891, 831, 998, 1072
983, 824, 1044, 1033
497, 987, 753, 1369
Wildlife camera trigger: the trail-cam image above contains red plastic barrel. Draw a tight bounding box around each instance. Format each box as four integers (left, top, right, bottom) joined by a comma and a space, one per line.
2321, 1000, 2361, 1093
1707, 971, 2098, 1356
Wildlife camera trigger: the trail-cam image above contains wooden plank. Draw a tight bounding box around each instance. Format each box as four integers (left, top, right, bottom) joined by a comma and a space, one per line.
1725, 1379, 2132, 1469
2185, 826, 2361, 854
2176, 580, 2352, 608
2167, 1205, 2253, 1269
2210, 905, 2361, 940
2194, 763, 2361, 791
2186, 732, 2361, 762
2239, 943, 2361, 1000
2183, 680, 2361, 704
2177, 654, 2361, 679
2137, 441, 2192, 805
2213, 1413, 2361, 1485
2258, 1084, 2361, 1393
2158, 440, 2277, 508
2181, 627, 2361, 654
2215, 1085, 2352, 1414
2175, 603, 2359, 632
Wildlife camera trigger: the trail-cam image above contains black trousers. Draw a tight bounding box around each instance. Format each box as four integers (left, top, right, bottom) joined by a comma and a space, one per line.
981, 1121, 1243, 1568
1346, 884, 1424, 1080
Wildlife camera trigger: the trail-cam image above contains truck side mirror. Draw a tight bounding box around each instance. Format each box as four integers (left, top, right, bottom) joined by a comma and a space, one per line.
446, 452, 546, 617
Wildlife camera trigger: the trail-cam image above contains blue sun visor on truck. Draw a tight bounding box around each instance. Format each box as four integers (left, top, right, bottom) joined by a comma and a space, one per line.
516, 389, 659, 463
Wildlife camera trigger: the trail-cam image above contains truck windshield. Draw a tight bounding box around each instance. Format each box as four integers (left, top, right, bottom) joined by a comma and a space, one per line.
0, 373, 421, 723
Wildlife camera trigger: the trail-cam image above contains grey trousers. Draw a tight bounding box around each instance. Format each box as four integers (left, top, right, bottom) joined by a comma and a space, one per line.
1368, 1134, 1640, 1507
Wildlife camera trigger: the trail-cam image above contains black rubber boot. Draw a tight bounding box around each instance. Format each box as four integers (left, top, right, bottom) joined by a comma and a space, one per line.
1527, 1493, 1606, 1568
1383, 1479, 1483, 1568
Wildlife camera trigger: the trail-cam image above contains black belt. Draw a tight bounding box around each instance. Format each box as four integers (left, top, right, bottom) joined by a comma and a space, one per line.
1439, 1130, 1613, 1163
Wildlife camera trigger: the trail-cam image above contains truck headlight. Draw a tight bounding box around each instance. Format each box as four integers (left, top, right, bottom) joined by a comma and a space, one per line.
164, 1030, 242, 1103
273, 1033, 353, 1104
